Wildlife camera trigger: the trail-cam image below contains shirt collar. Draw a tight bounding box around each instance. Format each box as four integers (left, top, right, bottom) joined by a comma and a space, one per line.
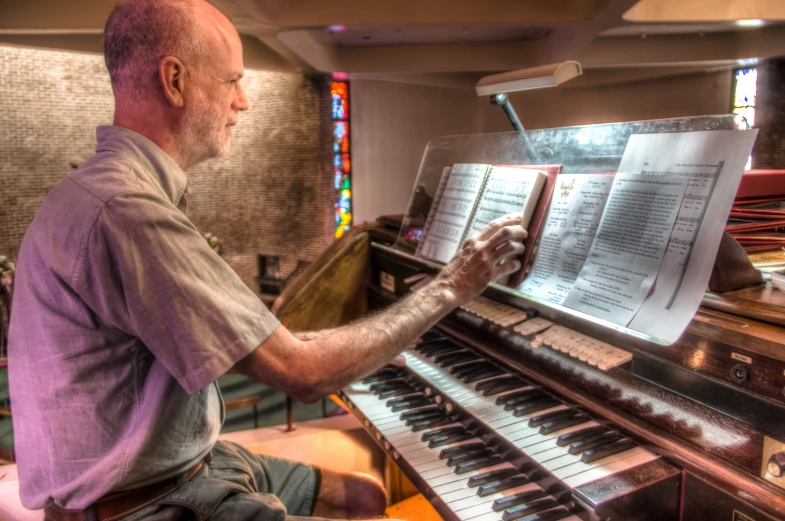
95, 125, 191, 208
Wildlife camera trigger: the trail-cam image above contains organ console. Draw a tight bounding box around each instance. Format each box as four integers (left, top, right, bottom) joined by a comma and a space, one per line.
272, 117, 785, 521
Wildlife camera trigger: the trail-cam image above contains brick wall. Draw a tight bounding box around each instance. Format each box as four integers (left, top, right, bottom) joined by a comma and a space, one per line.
754, 58, 785, 169
0, 45, 335, 289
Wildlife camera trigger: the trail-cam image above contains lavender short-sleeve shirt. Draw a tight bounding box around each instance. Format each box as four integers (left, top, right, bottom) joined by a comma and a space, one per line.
8, 126, 280, 510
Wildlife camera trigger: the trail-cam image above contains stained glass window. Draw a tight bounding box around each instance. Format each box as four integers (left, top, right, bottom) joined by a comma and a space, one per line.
732, 67, 758, 170
331, 79, 351, 237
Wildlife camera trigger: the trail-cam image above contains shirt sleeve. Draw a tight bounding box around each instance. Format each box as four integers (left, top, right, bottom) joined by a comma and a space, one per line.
75, 189, 280, 394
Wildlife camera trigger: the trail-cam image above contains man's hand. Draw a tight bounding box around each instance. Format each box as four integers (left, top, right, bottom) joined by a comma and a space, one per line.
435, 213, 527, 306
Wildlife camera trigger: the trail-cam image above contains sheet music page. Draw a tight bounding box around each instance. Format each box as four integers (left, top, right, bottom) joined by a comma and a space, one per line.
463, 166, 543, 240
518, 174, 613, 304
562, 173, 688, 325
623, 130, 758, 342
417, 163, 488, 263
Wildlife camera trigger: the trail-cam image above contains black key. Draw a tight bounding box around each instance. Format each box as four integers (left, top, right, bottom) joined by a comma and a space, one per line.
420, 330, 444, 343
507, 505, 576, 521
477, 377, 528, 397
370, 377, 409, 394
540, 414, 590, 435
581, 437, 636, 463
428, 432, 473, 448
362, 369, 399, 384
411, 416, 455, 432
513, 398, 560, 417
528, 408, 577, 428
456, 455, 505, 474
492, 489, 546, 511
435, 351, 478, 367
467, 467, 519, 487
450, 360, 487, 375
454, 362, 494, 379
500, 389, 544, 408
502, 497, 559, 521
439, 442, 486, 459
478, 475, 531, 497
378, 387, 416, 399
388, 396, 428, 412
447, 448, 493, 467
416, 338, 450, 352
421, 425, 464, 441
422, 343, 464, 358
420, 339, 459, 357
556, 425, 609, 447
404, 410, 444, 425
463, 367, 506, 384
400, 406, 440, 421
568, 432, 623, 455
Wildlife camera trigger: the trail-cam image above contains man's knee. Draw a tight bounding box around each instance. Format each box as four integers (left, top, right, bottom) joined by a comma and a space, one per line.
344, 472, 387, 516
313, 468, 387, 518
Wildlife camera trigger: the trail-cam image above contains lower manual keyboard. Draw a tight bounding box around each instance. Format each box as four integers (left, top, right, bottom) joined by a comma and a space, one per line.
339, 330, 680, 521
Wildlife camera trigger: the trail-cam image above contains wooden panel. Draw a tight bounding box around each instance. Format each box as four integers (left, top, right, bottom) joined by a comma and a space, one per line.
273, 225, 375, 331
385, 494, 444, 521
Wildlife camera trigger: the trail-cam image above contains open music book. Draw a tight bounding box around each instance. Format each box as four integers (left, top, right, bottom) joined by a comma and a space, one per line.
416, 163, 559, 283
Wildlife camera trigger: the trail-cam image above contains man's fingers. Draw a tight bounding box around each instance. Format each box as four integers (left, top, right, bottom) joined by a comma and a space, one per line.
494, 240, 526, 261
474, 213, 524, 242
486, 224, 528, 250
389, 354, 407, 367
497, 258, 522, 277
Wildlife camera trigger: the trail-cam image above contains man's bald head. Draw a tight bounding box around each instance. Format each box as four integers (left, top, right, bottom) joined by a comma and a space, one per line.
105, 0, 248, 170
104, 0, 220, 99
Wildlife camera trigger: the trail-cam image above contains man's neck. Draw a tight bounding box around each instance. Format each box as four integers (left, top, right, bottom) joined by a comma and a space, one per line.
113, 106, 192, 171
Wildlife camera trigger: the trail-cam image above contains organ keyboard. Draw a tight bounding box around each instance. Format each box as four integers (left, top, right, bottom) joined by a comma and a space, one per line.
339, 329, 677, 521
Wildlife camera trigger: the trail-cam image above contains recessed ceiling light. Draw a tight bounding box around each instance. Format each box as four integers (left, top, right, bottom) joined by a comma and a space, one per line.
328, 25, 346, 32
736, 19, 765, 27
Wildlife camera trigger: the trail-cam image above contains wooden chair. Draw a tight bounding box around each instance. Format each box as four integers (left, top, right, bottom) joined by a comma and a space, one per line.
223, 395, 262, 429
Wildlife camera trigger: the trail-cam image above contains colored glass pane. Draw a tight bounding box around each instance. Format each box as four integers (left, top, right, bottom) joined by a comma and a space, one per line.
733, 107, 756, 130
733, 68, 757, 108
341, 153, 351, 173
331, 81, 349, 120
333, 121, 349, 153
331, 80, 351, 236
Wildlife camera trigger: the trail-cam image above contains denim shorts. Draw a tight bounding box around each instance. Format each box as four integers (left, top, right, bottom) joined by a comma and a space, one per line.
121, 440, 325, 521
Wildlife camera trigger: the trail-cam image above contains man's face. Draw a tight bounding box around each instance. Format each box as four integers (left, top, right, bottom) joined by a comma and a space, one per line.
182, 23, 248, 164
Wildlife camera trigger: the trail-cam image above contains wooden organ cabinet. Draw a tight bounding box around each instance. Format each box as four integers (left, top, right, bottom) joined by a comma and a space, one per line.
273, 118, 785, 521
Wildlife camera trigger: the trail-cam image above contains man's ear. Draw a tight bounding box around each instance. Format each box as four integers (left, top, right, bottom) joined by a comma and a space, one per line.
158, 56, 186, 108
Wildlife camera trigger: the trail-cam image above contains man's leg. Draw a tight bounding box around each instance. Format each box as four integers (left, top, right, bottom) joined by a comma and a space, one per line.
311, 468, 387, 519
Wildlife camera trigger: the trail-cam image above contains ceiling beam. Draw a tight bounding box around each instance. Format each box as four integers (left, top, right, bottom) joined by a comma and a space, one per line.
578, 24, 785, 68
230, 0, 611, 27
625, 0, 785, 23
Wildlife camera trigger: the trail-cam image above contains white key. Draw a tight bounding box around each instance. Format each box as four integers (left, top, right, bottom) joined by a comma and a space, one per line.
413, 458, 450, 473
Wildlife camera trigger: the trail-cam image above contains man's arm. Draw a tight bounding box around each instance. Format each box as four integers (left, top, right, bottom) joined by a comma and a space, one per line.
233, 214, 527, 403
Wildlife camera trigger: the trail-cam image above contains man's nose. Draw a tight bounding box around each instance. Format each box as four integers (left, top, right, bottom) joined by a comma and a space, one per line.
234, 83, 249, 112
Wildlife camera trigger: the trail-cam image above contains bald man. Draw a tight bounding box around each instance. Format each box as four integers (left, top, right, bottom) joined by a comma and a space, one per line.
8, 0, 527, 520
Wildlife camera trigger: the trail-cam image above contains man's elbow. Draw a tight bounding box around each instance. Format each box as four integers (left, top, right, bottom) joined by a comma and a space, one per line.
287, 372, 333, 404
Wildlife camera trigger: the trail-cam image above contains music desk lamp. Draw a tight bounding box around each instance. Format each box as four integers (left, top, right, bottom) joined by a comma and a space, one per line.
476, 60, 583, 161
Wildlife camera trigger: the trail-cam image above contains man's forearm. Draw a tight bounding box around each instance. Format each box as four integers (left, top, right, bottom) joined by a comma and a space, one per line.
241, 214, 528, 404
297, 278, 457, 399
